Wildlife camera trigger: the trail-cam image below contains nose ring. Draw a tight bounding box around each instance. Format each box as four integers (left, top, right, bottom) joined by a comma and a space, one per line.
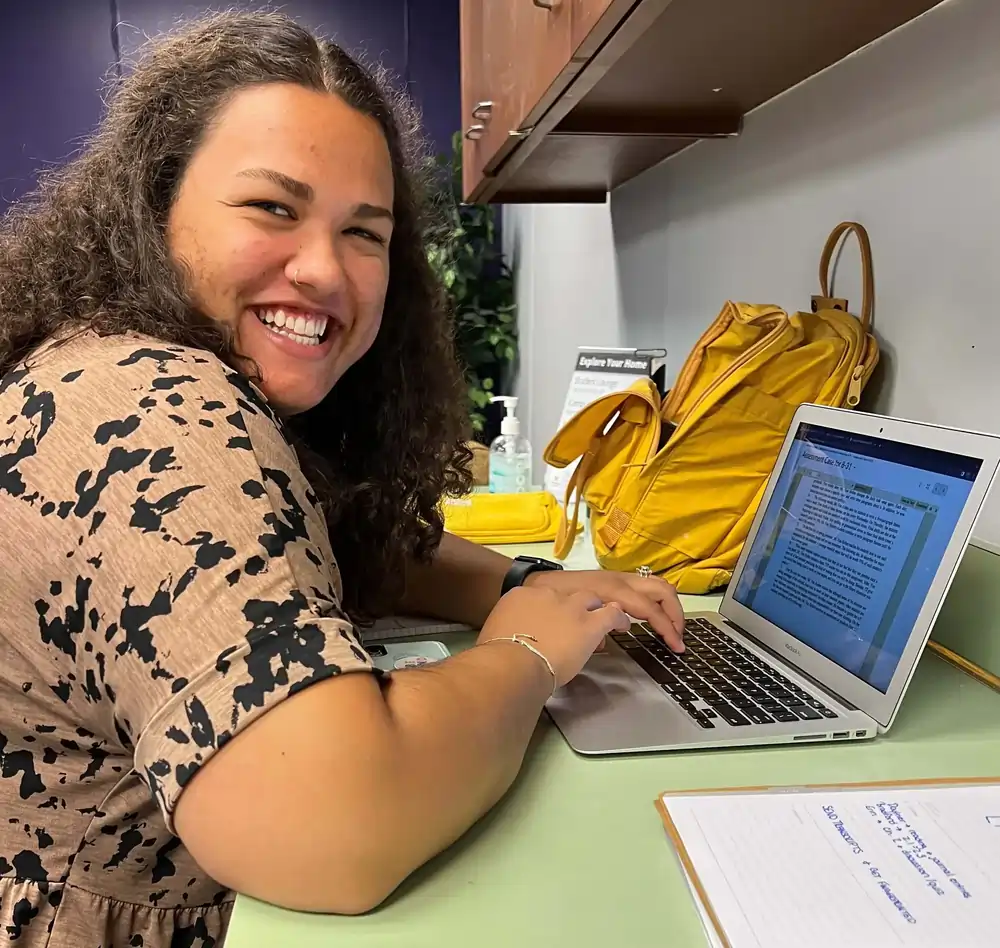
292, 269, 301, 287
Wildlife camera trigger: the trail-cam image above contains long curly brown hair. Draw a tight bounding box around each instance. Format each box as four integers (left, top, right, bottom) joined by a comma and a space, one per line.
0, 11, 473, 621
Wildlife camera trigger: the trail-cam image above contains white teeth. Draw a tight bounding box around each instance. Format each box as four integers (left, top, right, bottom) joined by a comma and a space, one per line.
253, 307, 329, 346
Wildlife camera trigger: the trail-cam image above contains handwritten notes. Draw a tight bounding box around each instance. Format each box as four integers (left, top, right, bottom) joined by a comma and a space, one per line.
659, 782, 1000, 948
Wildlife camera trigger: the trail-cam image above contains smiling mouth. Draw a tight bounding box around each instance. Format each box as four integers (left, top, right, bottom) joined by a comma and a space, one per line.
251, 307, 333, 347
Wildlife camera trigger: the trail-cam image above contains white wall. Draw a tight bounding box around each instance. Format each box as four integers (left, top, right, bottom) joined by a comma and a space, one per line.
504, 202, 623, 480
513, 0, 1000, 544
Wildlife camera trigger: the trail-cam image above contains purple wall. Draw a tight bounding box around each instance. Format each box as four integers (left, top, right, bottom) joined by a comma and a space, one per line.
1, 0, 460, 212
115, 2, 408, 82
0, 2, 117, 207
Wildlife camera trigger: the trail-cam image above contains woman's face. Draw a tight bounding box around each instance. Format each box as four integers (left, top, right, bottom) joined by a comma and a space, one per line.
167, 82, 395, 415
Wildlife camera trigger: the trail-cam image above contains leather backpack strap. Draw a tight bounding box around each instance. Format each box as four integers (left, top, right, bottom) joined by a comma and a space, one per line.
817, 221, 874, 333
553, 449, 593, 559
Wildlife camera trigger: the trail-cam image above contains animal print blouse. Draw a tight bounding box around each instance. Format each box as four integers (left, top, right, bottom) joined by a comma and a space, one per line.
0, 330, 375, 946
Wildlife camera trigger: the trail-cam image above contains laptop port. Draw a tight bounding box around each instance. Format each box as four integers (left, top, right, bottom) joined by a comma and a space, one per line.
832, 731, 849, 739
855, 730, 868, 738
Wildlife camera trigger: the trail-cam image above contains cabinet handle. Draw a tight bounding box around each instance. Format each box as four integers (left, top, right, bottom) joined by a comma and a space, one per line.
532, 0, 561, 8
464, 124, 487, 141
472, 100, 494, 121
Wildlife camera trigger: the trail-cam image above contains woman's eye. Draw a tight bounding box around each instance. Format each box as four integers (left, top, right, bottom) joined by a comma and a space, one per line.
247, 201, 295, 220
346, 227, 387, 246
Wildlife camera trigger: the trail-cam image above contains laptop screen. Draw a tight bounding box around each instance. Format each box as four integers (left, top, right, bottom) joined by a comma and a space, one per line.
732, 422, 982, 693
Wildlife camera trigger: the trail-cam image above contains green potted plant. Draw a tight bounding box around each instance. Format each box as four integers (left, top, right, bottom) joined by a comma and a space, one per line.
426, 132, 517, 444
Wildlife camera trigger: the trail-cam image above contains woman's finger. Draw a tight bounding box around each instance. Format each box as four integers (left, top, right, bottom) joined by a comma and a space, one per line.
637, 577, 685, 634
611, 589, 685, 652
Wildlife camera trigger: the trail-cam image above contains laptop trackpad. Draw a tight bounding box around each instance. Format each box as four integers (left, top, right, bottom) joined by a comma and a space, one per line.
545, 648, 700, 754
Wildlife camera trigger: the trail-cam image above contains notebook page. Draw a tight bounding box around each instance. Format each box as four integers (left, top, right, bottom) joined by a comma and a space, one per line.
661, 784, 1000, 948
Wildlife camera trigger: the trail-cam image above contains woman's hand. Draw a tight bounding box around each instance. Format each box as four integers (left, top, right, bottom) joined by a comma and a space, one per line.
477, 585, 631, 688
526, 569, 686, 652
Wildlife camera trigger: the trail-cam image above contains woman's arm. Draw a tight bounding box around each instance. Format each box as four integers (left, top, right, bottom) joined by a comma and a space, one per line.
174, 584, 628, 915
400, 531, 512, 627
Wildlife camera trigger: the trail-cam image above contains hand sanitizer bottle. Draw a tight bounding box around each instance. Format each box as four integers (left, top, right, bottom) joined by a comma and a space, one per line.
488, 396, 532, 493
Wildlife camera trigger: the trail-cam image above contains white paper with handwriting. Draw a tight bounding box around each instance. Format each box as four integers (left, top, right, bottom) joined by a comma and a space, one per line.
661, 783, 1000, 948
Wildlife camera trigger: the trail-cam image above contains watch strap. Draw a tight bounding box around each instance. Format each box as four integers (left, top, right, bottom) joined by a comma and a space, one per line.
501, 555, 564, 596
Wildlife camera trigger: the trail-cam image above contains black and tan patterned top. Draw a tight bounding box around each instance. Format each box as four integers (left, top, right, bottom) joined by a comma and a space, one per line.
0, 330, 375, 946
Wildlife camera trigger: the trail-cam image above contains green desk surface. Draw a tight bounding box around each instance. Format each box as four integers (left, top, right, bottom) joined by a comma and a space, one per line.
225, 540, 1000, 947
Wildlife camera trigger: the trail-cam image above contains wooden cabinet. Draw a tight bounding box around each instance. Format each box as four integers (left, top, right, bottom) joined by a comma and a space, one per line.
570, 0, 620, 51
460, 0, 946, 203
460, 0, 583, 200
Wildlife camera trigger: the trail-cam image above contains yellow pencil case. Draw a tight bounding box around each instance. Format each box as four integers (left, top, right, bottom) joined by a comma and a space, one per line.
442, 490, 564, 545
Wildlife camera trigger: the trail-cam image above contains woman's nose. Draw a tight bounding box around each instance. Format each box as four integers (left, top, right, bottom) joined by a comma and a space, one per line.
287, 238, 347, 297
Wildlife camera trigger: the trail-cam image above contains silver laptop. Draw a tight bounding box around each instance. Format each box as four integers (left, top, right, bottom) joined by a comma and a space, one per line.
547, 404, 1000, 754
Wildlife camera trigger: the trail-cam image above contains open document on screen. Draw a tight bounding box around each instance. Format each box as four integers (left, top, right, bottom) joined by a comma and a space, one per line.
733, 423, 981, 692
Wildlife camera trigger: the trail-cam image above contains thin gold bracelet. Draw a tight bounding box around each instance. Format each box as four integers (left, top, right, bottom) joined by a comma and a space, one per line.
481, 634, 558, 696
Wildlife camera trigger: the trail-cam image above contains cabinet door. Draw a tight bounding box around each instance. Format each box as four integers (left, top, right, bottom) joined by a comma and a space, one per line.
459, 0, 490, 198
571, 0, 618, 51
461, 0, 576, 197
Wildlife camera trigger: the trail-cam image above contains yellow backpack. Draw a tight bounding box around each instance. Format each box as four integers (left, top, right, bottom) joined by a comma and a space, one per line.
543, 222, 880, 594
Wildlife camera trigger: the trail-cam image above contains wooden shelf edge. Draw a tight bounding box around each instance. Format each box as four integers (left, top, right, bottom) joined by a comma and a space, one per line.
553, 112, 743, 138
489, 189, 609, 204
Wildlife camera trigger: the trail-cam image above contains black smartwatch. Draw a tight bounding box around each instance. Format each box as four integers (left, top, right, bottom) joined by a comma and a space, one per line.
501, 555, 564, 596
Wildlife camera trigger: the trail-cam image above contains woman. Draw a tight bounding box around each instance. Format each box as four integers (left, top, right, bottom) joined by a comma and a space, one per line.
0, 12, 684, 946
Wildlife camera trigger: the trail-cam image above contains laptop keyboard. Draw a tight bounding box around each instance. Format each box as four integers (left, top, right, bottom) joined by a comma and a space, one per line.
610, 618, 839, 730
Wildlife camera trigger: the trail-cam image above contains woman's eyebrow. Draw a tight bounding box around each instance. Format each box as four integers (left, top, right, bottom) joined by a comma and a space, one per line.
355, 203, 394, 225
236, 167, 313, 202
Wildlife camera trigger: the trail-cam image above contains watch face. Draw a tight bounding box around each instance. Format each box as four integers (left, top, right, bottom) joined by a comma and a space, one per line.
518, 556, 559, 569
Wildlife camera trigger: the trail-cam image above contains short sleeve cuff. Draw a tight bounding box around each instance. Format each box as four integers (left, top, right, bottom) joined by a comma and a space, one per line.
134, 616, 377, 833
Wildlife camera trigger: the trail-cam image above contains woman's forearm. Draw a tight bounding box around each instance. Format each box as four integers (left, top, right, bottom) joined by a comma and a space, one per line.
175, 635, 553, 915
400, 531, 512, 627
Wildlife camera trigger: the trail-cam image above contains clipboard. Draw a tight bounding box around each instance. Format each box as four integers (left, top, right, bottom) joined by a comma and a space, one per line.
655, 775, 1000, 948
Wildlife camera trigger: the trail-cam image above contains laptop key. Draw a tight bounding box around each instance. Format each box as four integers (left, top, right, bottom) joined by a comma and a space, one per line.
744, 707, 775, 725
711, 703, 752, 727
675, 700, 716, 729
631, 651, 673, 684
793, 706, 823, 721
819, 707, 839, 719
772, 709, 799, 723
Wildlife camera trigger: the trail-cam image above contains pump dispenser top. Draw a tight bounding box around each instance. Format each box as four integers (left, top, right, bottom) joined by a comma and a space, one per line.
493, 396, 521, 436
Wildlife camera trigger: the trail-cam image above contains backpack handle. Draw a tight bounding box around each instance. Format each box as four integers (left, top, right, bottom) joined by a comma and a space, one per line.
818, 222, 874, 332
